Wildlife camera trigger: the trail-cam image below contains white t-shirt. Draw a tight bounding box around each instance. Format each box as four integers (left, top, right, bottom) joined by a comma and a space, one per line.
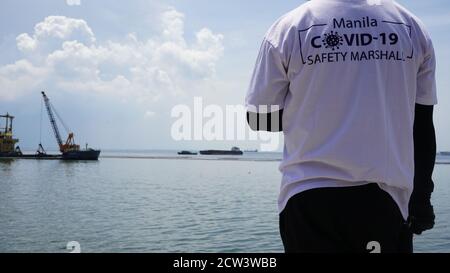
246, 0, 437, 220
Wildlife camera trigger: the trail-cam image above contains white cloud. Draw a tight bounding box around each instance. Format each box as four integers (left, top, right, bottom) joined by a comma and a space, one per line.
0, 8, 224, 102
0, 60, 48, 100
161, 8, 186, 45
66, 0, 81, 6
16, 16, 95, 55
16, 33, 38, 52
34, 16, 94, 41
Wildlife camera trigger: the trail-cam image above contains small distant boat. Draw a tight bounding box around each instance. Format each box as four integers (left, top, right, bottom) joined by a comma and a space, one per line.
244, 149, 258, 153
178, 151, 198, 155
440, 152, 450, 156
200, 147, 243, 156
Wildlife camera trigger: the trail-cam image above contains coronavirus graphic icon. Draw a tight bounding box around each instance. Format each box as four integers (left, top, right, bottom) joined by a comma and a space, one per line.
322, 31, 344, 50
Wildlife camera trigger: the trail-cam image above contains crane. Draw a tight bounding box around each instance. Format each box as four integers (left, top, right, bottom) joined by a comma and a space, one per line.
41, 91, 80, 153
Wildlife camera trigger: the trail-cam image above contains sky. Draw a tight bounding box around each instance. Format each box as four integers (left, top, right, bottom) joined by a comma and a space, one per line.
0, 0, 449, 151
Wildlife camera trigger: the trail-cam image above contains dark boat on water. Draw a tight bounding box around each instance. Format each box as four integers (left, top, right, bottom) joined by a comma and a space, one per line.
200, 147, 243, 156
178, 151, 198, 155
62, 149, 101, 160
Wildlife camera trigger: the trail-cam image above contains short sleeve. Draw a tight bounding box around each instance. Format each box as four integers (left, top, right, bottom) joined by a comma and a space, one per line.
416, 39, 438, 106
245, 39, 289, 113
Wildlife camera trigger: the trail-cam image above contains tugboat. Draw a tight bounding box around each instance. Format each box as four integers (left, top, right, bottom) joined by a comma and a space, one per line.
200, 147, 243, 156
41, 91, 100, 160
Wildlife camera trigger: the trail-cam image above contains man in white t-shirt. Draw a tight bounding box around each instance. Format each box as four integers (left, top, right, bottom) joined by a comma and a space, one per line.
246, 0, 437, 253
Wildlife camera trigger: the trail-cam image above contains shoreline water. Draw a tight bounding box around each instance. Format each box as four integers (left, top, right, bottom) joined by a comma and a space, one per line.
1, 152, 449, 253
100, 154, 450, 163
3, 151, 450, 164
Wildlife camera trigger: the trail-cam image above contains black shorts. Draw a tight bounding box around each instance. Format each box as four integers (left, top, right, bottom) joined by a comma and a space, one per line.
279, 183, 413, 253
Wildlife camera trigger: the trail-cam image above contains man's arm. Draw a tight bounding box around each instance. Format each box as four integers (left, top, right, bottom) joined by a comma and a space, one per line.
409, 104, 436, 235
247, 110, 284, 132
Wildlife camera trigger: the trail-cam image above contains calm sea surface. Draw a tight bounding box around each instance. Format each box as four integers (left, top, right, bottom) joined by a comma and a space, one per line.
0, 151, 449, 253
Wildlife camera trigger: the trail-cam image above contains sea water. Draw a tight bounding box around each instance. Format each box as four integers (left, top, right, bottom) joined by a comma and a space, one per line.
0, 152, 448, 253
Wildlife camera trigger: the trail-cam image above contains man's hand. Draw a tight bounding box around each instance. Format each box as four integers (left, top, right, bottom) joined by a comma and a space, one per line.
409, 196, 435, 235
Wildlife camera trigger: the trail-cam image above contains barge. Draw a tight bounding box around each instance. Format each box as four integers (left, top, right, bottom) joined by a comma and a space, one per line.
1, 91, 101, 161
200, 147, 243, 156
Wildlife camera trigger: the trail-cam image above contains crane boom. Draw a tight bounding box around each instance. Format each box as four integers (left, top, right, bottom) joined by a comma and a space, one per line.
41, 91, 63, 147
41, 91, 79, 153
